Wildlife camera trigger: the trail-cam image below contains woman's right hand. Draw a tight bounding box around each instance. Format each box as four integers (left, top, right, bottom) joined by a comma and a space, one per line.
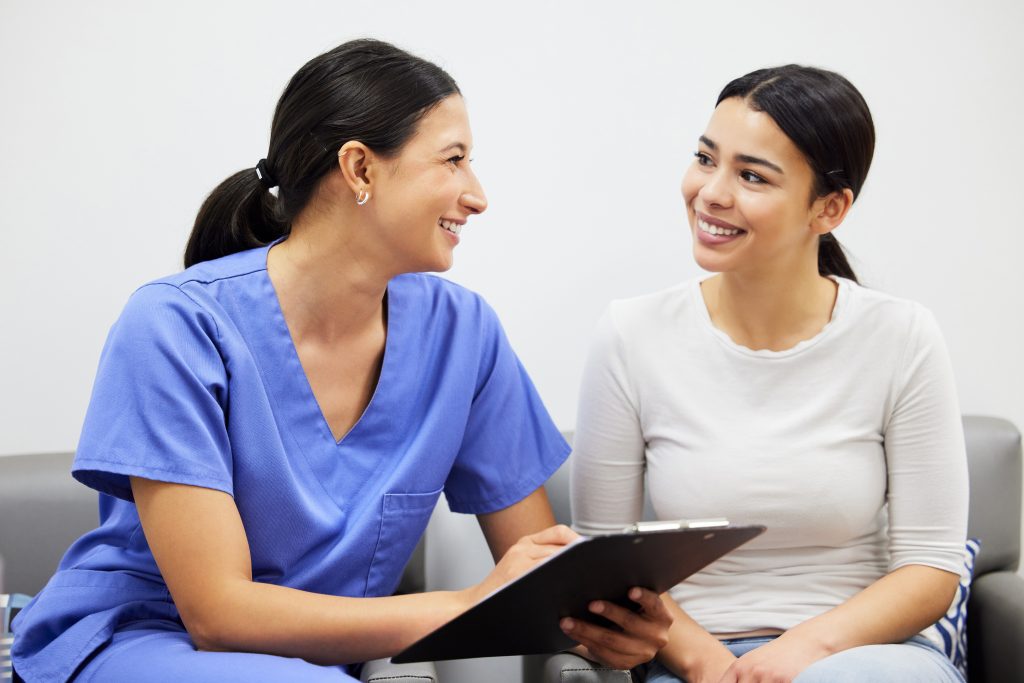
462, 523, 580, 606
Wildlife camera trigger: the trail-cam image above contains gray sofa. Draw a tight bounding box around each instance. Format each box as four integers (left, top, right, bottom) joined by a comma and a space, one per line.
2, 416, 1021, 682
0, 452, 436, 683
530, 416, 1024, 683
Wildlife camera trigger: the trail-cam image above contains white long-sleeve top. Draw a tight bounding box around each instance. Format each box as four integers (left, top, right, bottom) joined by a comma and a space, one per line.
571, 276, 968, 642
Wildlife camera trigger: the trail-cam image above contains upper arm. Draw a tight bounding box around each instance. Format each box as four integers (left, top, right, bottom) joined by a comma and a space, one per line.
130, 476, 252, 648
571, 309, 647, 535
476, 486, 557, 562
884, 307, 968, 573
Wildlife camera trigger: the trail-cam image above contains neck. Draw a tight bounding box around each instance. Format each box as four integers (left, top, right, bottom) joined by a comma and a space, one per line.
702, 260, 838, 352
267, 203, 392, 343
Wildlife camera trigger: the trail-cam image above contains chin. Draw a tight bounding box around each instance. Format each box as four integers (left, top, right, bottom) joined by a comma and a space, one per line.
692, 244, 729, 274
426, 255, 454, 273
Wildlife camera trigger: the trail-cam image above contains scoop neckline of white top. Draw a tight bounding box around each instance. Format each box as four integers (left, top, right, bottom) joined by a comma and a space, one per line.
690, 275, 851, 360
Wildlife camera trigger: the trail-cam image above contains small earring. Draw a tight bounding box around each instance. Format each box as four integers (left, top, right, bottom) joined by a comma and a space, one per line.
356, 190, 370, 206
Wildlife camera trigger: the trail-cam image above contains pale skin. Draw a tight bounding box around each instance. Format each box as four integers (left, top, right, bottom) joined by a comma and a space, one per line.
130, 95, 670, 669
651, 96, 962, 683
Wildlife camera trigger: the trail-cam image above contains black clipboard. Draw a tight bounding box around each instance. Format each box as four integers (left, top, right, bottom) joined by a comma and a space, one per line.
392, 520, 764, 663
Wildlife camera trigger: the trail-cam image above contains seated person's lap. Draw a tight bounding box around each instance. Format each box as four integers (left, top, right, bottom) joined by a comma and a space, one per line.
645, 637, 962, 683
794, 639, 962, 683
73, 621, 357, 683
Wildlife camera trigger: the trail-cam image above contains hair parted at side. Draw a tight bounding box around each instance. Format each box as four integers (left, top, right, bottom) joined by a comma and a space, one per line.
717, 65, 875, 283
184, 38, 461, 268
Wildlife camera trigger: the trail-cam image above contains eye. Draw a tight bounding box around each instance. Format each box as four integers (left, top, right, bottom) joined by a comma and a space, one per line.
446, 155, 465, 167
693, 151, 713, 167
740, 170, 767, 184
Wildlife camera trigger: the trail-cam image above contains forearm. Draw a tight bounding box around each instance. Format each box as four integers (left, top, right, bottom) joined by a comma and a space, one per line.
195, 578, 472, 664
657, 595, 735, 683
785, 564, 959, 654
131, 477, 474, 665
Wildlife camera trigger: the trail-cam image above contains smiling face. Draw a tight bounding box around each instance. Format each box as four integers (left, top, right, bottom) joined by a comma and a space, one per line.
681, 97, 828, 277
366, 95, 487, 273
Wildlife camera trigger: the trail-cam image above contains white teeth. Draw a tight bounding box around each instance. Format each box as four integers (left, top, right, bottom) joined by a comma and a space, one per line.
438, 219, 462, 236
698, 217, 742, 237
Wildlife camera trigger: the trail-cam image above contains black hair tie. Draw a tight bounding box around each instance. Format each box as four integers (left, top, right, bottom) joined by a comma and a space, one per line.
255, 158, 278, 189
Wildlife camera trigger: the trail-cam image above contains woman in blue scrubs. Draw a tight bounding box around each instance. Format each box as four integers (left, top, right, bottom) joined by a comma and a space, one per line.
11, 39, 670, 682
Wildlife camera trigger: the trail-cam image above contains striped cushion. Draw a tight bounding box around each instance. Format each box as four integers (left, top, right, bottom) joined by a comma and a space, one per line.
2, 593, 31, 681
934, 538, 980, 678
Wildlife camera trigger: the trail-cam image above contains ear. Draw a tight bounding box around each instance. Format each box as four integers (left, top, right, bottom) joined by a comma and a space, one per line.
336, 141, 375, 200
810, 188, 854, 236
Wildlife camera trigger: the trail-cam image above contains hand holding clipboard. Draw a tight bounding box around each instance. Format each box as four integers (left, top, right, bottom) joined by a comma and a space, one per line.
393, 519, 764, 663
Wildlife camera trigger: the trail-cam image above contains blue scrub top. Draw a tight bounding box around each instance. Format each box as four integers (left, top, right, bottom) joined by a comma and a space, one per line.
12, 243, 570, 682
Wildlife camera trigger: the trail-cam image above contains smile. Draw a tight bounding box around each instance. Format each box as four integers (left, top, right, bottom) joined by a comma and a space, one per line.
697, 216, 744, 237
438, 218, 463, 236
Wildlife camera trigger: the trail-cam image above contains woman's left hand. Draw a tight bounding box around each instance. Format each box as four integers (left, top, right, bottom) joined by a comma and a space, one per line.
559, 587, 672, 670
717, 631, 830, 683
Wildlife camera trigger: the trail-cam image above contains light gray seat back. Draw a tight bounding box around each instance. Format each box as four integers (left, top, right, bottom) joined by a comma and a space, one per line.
964, 415, 1022, 576
0, 452, 97, 595
544, 440, 574, 527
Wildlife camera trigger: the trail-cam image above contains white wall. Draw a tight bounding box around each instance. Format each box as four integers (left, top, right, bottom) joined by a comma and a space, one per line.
2, 1, 1022, 679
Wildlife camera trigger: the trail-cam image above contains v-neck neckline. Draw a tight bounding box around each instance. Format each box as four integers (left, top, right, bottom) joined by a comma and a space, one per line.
260, 243, 398, 449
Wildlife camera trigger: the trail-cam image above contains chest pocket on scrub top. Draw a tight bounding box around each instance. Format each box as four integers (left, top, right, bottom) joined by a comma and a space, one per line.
365, 488, 442, 597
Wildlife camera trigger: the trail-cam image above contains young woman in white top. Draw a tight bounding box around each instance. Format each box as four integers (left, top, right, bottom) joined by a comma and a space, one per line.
572, 65, 968, 682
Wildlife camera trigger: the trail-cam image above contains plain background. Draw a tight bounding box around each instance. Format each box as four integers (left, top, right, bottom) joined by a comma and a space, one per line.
1, 1, 1022, 680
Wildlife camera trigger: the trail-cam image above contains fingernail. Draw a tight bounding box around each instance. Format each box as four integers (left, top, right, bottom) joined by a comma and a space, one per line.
630, 587, 642, 600
561, 618, 575, 631
590, 601, 604, 614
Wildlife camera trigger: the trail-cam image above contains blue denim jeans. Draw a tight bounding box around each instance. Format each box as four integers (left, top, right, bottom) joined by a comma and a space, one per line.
645, 635, 964, 683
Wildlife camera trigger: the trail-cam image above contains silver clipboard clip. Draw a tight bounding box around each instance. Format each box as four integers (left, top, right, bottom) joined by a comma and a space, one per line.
623, 518, 730, 533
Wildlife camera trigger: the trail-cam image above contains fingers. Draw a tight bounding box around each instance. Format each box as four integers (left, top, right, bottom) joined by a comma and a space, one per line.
586, 591, 670, 638
521, 542, 566, 562
558, 588, 672, 670
560, 616, 642, 670
627, 587, 672, 627
718, 667, 739, 683
527, 523, 579, 546
474, 525, 579, 601
512, 525, 576, 562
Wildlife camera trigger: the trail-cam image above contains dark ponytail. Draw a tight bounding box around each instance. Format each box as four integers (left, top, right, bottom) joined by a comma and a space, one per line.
185, 39, 460, 268
717, 65, 875, 283
818, 233, 856, 282
184, 169, 286, 268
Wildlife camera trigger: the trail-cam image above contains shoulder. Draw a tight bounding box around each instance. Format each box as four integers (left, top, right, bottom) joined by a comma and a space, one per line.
121, 246, 272, 332
603, 279, 697, 339
160, 245, 269, 290
103, 283, 223, 374
841, 279, 942, 343
391, 273, 498, 325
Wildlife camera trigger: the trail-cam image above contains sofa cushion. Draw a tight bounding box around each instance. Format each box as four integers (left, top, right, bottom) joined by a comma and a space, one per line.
935, 538, 980, 678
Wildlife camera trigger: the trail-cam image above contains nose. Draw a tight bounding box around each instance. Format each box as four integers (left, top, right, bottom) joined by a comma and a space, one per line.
460, 170, 488, 215
698, 168, 733, 210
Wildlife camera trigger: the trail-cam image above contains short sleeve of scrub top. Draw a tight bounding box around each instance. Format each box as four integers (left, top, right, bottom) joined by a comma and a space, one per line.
72, 282, 233, 500
11, 244, 570, 683
443, 294, 570, 513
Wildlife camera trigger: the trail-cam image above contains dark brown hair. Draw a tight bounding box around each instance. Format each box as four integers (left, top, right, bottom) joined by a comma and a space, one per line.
717, 65, 875, 282
184, 39, 460, 267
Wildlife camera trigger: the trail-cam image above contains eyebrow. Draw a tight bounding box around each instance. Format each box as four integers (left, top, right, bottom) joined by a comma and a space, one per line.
699, 135, 784, 175
439, 142, 467, 155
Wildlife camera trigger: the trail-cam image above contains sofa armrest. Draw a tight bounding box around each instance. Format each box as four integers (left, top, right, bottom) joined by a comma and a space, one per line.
359, 657, 437, 682
537, 652, 634, 682
966, 570, 1024, 683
